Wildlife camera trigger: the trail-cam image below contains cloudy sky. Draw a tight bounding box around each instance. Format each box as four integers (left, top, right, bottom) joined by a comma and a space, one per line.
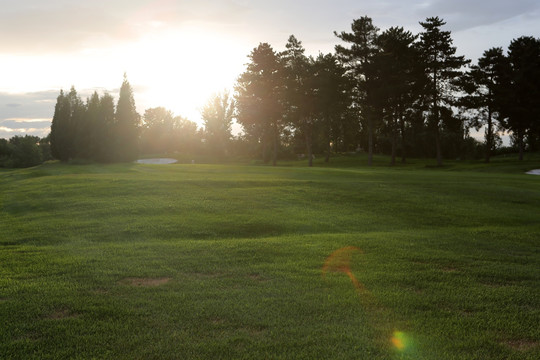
1, 0, 539, 139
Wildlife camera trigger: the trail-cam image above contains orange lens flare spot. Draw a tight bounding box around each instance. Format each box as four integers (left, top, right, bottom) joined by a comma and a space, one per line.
322, 246, 362, 275
391, 331, 407, 351
322, 246, 364, 290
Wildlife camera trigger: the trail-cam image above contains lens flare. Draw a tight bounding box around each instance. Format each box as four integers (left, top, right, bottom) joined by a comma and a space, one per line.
323, 247, 418, 356
391, 331, 407, 351
322, 246, 364, 291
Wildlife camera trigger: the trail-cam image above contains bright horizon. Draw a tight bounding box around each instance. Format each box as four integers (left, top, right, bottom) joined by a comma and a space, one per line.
1, 0, 539, 140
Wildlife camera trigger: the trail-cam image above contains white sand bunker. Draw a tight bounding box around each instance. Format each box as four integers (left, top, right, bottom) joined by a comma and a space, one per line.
136, 158, 177, 164
526, 169, 540, 175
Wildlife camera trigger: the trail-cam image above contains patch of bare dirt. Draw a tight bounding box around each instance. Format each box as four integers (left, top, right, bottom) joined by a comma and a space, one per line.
187, 272, 225, 279
15, 331, 40, 342
248, 273, 269, 282
47, 308, 79, 320
441, 266, 458, 273
210, 318, 226, 325
239, 325, 267, 337
504, 339, 539, 351
457, 309, 476, 317
92, 288, 109, 295
120, 277, 171, 287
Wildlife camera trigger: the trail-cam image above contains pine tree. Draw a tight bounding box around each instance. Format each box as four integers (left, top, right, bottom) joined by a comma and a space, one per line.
50, 89, 69, 161
335, 16, 380, 166
312, 53, 352, 162
463, 47, 507, 162
114, 74, 140, 162
417, 17, 470, 166
500, 36, 540, 158
372, 27, 419, 164
50, 87, 85, 161
67, 87, 86, 159
235, 43, 284, 165
84, 92, 101, 160
281, 35, 318, 166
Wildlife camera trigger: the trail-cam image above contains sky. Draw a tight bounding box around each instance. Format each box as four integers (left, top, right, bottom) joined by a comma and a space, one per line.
1, 0, 539, 140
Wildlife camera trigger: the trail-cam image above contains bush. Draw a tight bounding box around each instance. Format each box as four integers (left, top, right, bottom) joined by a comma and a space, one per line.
0, 135, 44, 168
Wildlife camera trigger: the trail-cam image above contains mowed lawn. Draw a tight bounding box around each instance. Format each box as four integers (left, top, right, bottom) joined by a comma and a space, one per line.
1, 158, 539, 359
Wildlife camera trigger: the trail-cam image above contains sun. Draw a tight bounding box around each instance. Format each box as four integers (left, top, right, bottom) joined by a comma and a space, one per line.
0, 23, 251, 131
124, 26, 249, 125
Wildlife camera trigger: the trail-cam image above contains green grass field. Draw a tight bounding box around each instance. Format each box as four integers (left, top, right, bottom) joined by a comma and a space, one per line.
1, 154, 539, 359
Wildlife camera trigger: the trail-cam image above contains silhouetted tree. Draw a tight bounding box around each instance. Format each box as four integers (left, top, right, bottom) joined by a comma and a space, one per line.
281, 35, 319, 166
235, 43, 284, 165
39, 133, 53, 162
372, 27, 419, 164
463, 47, 508, 162
311, 53, 352, 162
141, 107, 175, 154
85, 91, 116, 162
0, 138, 10, 166
499, 36, 540, 159
201, 91, 235, 157
6, 135, 43, 168
114, 74, 140, 162
172, 116, 203, 154
335, 16, 380, 166
50, 89, 68, 161
50, 87, 85, 161
417, 17, 470, 166
84, 91, 102, 159
96, 93, 116, 162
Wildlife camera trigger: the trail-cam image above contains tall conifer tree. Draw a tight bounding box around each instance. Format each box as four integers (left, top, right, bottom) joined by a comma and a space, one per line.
417, 17, 470, 166
463, 47, 507, 162
335, 16, 380, 166
114, 74, 140, 162
281, 35, 318, 166
235, 43, 283, 165
372, 27, 419, 164
501, 36, 540, 158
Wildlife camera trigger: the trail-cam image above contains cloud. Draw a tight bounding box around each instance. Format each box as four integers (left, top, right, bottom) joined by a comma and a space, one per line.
0, 0, 252, 54
0, 91, 57, 139
2, 0, 538, 57
413, 0, 540, 31
0, 125, 50, 139
0, 118, 52, 129
0, 91, 58, 119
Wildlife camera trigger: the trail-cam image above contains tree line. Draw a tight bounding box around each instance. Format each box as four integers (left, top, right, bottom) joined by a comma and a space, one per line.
49, 75, 139, 163
2, 16, 538, 168
235, 16, 540, 166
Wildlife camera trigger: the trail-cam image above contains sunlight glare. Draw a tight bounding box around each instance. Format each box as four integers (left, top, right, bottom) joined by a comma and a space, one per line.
0, 25, 250, 128
123, 26, 248, 124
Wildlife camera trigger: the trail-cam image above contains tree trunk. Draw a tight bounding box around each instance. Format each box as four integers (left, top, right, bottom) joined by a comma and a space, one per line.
306, 128, 313, 167
433, 74, 442, 166
391, 124, 396, 166
518, 129, 524, 161
368, 117, 373, 166
272, 124, 278, 166
435, 124, 443, 166
485, 107, 492, 163
325, 131, 331, 163
261, 135, 269, 163
399, 108, 406, 163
